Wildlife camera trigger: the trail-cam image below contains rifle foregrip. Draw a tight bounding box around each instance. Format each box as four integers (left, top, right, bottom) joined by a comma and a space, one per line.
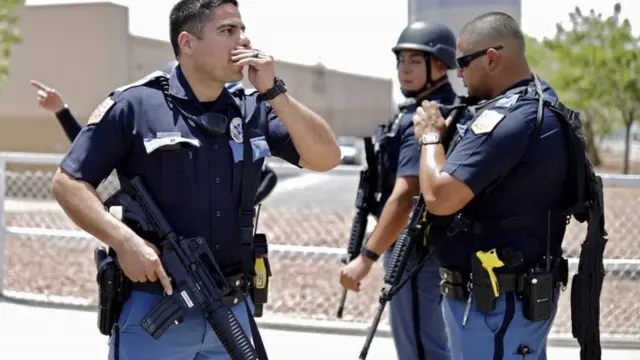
140, 295, 187, 340
347, 211, 368, 258
384, 230, 411, 284
206, 307, 259, 360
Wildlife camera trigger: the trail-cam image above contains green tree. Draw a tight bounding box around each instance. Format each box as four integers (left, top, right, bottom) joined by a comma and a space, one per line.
0, 0, 22, 85
544, 4, 640, 173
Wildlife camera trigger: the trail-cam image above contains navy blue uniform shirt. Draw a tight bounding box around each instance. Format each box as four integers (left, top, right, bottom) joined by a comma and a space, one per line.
61, 66, 300, 275
430, 79, 569, 271
376, 83, 457, 215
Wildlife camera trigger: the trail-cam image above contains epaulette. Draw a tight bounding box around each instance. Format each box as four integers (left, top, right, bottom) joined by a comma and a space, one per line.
492, 93, 520, 110
87, 71, 168, 125
112, 71, 168, 95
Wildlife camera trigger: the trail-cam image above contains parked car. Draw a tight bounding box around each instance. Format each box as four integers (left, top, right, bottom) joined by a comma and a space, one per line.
337, 136, 362, 165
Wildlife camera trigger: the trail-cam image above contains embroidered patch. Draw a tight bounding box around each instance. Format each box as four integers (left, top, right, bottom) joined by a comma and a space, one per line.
230, 117, 244, 143
471, 109, 506, 135
87, 97, 115, 125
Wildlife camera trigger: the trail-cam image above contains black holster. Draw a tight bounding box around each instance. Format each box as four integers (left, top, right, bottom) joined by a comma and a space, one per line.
95, 246, 131, 336
439, 267, 470, 300
470, 255, 499, 313
250, 233, 271, 318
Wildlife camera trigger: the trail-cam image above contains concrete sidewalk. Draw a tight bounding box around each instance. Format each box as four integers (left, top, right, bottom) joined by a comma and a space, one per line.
1, 300, 638, 360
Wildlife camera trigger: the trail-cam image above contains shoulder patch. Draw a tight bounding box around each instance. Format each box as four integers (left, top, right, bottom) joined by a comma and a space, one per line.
114, 71, 167, 94
87, 97, 115, 125
471, 109, 506, 135
494, 94, 520, 109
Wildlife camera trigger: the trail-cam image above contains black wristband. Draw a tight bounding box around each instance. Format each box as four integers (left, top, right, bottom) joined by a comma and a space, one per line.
360, 247, 380, 262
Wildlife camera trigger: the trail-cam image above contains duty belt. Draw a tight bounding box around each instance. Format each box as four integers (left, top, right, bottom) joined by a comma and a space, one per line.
429, 212, 567, 236
439, 267, 523, 300
130, 273, 249, 307
439, 262, 568, 301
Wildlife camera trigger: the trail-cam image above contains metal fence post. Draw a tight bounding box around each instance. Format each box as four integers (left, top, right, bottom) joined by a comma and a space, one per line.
0, 157, 6, 295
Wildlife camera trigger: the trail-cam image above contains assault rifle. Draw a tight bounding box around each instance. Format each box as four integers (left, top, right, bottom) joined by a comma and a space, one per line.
336, 137, 379, 318
104, 176, 264, 360
359, 98, 471, 359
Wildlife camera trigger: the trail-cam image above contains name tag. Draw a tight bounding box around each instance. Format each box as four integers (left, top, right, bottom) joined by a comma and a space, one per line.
143, 136, 201, 154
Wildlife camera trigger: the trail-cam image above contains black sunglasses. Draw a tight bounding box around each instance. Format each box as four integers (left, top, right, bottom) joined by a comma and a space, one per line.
456, 45, 504, 69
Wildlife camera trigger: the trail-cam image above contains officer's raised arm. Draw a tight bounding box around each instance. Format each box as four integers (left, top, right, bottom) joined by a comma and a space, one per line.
415, 25, 536, 216
416, 99, 536, 216
231, 49, 340, 171
266, 93, 340, 171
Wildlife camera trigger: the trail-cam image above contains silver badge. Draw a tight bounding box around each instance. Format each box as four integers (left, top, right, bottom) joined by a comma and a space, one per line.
230, 117, 244, 143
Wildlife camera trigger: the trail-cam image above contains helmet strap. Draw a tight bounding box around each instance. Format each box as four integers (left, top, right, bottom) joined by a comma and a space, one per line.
400, 54, 447, 99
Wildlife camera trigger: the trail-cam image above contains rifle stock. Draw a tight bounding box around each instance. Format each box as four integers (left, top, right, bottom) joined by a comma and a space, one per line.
105, 177, 261, 360
337, 137, 378, 319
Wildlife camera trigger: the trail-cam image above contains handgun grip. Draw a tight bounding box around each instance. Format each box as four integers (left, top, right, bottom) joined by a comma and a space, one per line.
94, 247, 108, 271
206, 306, 259, 360
140, 295, 188, 340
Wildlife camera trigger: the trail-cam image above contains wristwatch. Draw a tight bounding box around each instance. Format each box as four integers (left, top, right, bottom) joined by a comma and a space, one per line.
360, 247, 380, 262
420, 132, 442, 146
259, 77, 287, 101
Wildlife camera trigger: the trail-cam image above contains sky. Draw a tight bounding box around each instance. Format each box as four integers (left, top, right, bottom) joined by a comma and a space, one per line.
24, 0, 640, 103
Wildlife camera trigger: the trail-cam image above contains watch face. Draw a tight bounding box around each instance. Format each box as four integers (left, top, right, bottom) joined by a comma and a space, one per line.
422, 133, 439, 144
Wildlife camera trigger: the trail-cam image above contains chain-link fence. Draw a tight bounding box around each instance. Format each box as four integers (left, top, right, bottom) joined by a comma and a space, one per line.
1, 152, 639, 344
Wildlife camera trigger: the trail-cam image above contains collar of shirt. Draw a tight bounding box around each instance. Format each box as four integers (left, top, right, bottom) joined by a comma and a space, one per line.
499, 78, 533, 96
168, 65, 237, 111
416, 82, 456, 105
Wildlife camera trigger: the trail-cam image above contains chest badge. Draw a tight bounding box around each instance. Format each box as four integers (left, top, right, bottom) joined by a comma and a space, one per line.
230, 117, 244, 143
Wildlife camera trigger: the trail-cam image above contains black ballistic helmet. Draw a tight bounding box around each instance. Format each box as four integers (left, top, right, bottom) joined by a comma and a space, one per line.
392, 22, 457, 70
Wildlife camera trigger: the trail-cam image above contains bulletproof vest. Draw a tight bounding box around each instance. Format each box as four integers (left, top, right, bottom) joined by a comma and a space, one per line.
375, 100, 415, 195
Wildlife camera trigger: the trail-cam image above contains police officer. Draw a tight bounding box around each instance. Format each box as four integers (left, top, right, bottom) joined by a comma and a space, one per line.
33, 78, 280, 204
412, 12, 569, 360
50, 0, 340, 359
339, 21, 457, 360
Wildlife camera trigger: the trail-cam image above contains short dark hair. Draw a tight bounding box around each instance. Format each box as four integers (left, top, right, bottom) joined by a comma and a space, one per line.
460, 12, 525, 53
169, 0, 239, 57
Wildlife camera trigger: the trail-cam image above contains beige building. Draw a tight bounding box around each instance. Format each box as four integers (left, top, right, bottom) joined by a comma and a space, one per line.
0, 2, 393, 159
